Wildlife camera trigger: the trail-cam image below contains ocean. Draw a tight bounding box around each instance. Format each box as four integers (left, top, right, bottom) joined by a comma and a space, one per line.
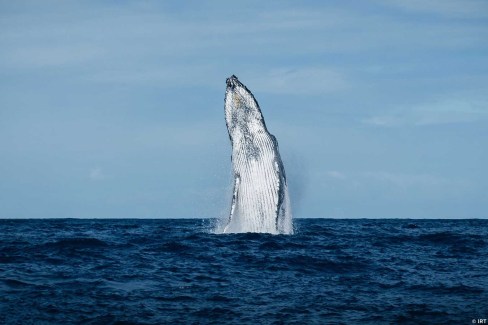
0, 218, 486, 324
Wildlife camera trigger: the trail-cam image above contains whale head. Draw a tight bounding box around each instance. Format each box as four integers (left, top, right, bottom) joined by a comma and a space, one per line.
224, 75, 267, 141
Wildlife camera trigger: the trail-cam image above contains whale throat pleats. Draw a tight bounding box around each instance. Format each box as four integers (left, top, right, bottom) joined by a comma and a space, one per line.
222, 75, 293, 234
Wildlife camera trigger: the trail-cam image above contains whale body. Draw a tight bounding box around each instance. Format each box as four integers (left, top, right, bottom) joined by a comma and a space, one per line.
223, 75, 293, 234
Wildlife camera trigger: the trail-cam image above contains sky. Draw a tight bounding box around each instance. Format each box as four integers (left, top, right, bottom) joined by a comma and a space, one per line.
1, 0, 487, 219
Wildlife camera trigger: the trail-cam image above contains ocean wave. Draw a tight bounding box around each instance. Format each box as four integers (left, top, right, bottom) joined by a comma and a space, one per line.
0, 218, 487, 324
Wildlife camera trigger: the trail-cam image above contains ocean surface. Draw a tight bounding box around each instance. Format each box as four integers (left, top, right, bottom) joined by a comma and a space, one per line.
0, 218, 487, 324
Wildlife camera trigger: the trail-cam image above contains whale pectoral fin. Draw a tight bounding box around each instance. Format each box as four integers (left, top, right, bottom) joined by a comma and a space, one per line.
273, 159, 285, 231
224, 174, 240, 232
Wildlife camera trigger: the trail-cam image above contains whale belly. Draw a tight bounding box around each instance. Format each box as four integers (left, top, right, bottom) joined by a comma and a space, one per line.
226, 133, 282, 233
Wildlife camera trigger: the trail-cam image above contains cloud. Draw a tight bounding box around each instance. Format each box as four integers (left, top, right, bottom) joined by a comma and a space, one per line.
133, 122, 224, 149
87, 64, 217, 86
363, 98, 488, 127
3, 45, 104, 68
87, 64, 349, 95
379, 0, 488, 19
362, 171, 445, 188
319, 170, 472, 195
89, 167, 105, 181
325, 170, 346, 180
359, 171, 474, 198
246, 67, 348, 95
362, 116, 403, 127
2, 1, 485, 74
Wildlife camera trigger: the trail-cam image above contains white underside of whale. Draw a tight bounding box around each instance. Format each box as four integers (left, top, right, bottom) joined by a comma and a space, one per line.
225, 134, 277, 233
222, 75, 293, 234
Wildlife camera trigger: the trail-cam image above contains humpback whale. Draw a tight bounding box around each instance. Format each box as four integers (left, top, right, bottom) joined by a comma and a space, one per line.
223, 75, 293, 234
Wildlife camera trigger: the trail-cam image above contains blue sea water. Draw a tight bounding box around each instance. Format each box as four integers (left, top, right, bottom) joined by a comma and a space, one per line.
0, 218, 486, 324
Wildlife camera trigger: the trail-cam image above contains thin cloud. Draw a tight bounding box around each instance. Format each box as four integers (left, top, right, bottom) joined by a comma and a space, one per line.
246, 67, 349, 95
362, 171, 445, 188
363, 98, 488, 127
2, 1, 485, 73
379, 0, 488, 19
87, 64, 218, 86
89, 167, 105, 181
4, 45, 104, 68
319, 170, 472, 195
325, 171, 346, 180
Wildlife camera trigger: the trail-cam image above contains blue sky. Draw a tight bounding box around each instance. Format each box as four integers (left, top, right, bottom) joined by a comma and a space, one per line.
1, 0, 487, 218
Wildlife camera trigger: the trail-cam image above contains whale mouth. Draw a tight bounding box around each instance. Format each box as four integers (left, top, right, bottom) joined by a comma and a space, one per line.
226, 75, 240, 89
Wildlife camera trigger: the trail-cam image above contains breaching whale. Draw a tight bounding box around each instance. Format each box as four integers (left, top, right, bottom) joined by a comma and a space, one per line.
223, 75, 293, 234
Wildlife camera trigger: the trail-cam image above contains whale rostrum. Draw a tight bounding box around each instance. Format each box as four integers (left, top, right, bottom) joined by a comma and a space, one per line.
223, 75, 293, 234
